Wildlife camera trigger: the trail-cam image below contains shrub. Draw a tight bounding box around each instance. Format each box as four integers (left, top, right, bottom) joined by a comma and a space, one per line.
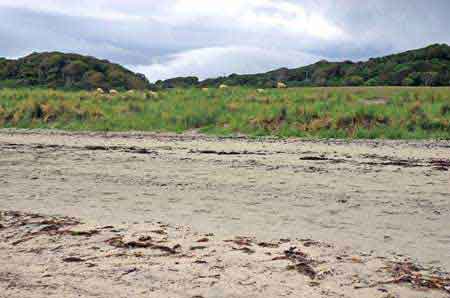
441, 104, 450, 115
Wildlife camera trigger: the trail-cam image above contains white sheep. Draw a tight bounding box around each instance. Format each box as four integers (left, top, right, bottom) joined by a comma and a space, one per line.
219, 84, 228, 89
109, 89, 119, 95
277, 82, 287, 89
96, 88, 105, 94
148, 91, 159, 99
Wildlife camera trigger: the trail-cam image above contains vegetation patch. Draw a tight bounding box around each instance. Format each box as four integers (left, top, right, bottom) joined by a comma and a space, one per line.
0, 87, 449, 139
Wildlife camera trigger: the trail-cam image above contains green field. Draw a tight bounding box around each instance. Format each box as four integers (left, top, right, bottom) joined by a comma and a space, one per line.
0, 87, 449, 139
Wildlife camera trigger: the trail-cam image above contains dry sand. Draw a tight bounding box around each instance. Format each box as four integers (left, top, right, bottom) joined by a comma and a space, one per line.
0, 129, 449, 297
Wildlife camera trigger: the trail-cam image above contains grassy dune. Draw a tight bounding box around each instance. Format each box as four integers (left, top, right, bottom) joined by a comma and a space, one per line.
0, 87, 449, 139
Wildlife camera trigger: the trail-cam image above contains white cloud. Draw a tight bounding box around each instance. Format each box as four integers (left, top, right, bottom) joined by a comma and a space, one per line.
131, 46, 322, 82
151, 0, 346, 41
0, 0, 346, 40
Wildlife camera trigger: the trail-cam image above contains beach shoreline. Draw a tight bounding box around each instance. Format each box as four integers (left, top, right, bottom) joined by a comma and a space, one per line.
0, 129, 449, 297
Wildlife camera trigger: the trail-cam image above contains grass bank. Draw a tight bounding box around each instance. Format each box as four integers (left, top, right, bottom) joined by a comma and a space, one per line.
0, 87, 449, 139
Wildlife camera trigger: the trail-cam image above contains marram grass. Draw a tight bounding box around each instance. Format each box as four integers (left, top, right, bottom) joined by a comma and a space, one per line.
0, 87, 449, 139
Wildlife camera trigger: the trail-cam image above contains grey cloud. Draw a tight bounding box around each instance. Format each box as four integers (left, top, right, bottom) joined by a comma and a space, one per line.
0, 7, 184, 64
321, 0, 450, 54
0, 1, 449, 81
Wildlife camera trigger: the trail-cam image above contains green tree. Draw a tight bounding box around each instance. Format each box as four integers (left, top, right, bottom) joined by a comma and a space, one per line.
402, 77, 415, 86
82, 71, 106, 89
420, 72, 439, 86
62, 60, 89, 77
62, 60, 89, 87
365, 78, 381, 86
345, 76, 364, 86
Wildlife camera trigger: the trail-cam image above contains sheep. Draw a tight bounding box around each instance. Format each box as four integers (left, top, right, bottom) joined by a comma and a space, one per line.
96, 88, 105, 94
147, 91, 159, 99
126, 90, 135, 94
201, 87, 209, 91
277, 82, 287, 89
256, 88, 265, 93
219, 84, 228, 89
109, 89, 119, 95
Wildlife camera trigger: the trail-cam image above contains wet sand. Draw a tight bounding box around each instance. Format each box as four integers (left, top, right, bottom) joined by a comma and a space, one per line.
0, 129, 449, 297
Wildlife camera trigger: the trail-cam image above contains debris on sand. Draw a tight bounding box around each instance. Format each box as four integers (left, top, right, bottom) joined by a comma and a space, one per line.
83, 145, 157, 155
300, 239, 332, 248
361, 159, 423, 168
151, 229, 167, 235
196, 238, 209, 243
257, 242, 280, 248
284, 247, 318, 279
431, 159, 450, 171
232, 246, 256, 255
190, 246, 208, 251
121, 267, 138, 276
299, 156, 333, 161
352, 260, 450, 294
63, 256, 85, 263
224, 236, 254, 247
0, 210, 80, 246
70, 229, 100, 237
1, 210, 450, 298
105, 235, 181, 254
190, 149, 269, 156
379, 261, 450, 293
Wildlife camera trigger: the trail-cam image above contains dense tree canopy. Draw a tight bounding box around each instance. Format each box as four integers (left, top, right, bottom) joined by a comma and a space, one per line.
1, 44, 449, 90
0, 52, 149, 90
151, 44, 450, 89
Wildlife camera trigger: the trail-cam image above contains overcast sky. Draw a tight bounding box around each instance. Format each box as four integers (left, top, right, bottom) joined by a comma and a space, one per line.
1, 0, 449, 82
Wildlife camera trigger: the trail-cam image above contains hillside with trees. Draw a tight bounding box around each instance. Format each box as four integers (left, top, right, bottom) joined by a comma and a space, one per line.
1, 44, 449, 91
0, 52, 149, 90
152, 44, 450, 89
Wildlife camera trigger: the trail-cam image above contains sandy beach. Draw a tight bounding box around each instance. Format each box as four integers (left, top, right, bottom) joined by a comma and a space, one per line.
0, 129, 449, 297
